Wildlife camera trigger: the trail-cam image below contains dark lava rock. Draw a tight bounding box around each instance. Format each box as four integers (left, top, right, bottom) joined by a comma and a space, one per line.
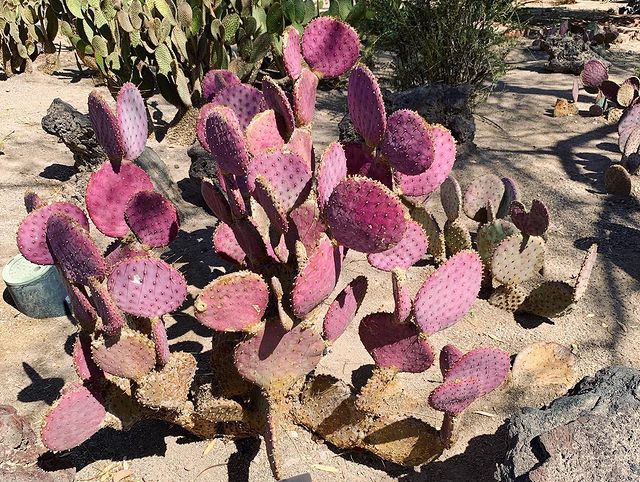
540, 34, 609, 75
496, 365, 640, 482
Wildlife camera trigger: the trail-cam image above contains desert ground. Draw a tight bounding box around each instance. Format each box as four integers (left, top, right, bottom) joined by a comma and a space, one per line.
1, 1, 639, 481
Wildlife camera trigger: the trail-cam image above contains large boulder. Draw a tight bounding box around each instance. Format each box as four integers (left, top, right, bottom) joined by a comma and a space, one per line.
540, 34, 609, 75
496, 366, 640, 482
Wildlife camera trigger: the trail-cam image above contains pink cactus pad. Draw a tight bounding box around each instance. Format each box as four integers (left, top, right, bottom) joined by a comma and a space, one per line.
252, 176, 289, 233
202, 69, 241, 102
413, 250, 482, 335
293, 68, 319, 126
291, 235, 343, 318
211, 83, 266, 130
428, 377, 483, 414
91, 330, 156, 379
381, 110, 434, 175
24, 191, 44, 212
73, 334, 103, 381
46, 213, 106, 285
619, 104, 640, 150
86, 160, 154, 237
246, 110, 285, 156
116, 82, 148, 161
231, 218, 269, 265
104, 242, 148, 267
359, 312, 434, 373
195, 271, 268, 332
301, 17, 360, 79
107, 257, 187, 317
151, 318, 170, 366
17, 202, 89, 265
394, 124, 456, 197
124, 190, 179, 248
317, 142, 348, 209
196, 103, 215, 150
348, 65, 386, 146
439, 344, 464, 377
41, 384, 106, 451
234, 322, 325, 389
443, 347, 510, 398
212, 222, 246, 265
326, 176, 407, 253
463, 174, 504, 222
262, 76, 296, 139
220, 173, 247, 218
282, 26, 302, 80
580, 58, 608, 89
344, 143, 393, 188
392, 269, 412, 322
367, 220, 428, 271
289, 200, 326, 254
247, 150, 312, 212
204, 105, 250, 176
286, 128, 314, 170
323, 275, 368, 342
88, 91, 124, 162
89, 277, 126, 336
201, 178, 232, 225
67, 284, 97, 327
509, 199, 549, 237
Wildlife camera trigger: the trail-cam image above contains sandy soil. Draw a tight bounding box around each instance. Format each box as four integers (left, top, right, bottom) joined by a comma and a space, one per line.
1, 2, 639, 481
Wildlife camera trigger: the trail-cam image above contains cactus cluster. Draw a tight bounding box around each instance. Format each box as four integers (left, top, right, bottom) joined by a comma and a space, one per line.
426, 174, 597, 318
605, 103, 640, 197
579, 58, 640, 121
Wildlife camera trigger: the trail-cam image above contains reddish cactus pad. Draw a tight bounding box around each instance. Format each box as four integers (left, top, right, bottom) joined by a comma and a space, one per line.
212, 222, 246, 266
439, 344, 464, 377
344, 143, 393, 188
195, 271, 269, 332
428, 377, 482, 414
367, 220, 428, 271
326, 176, 407, 254
24, 191, 44, 212
201, 178, 232, 225
41, 384, 106, 451
88, 91, 124, 161
381, 110, 434, 175
293, 68, 319, 126
291, 235, 343, 318
286, 128, 314, 170
202, 69, 241, 102
86, 160, 154, 237
91, 330, 156, 379
234, 322, 325, 389
116, 82, 148, 161
17, 202, 89, 265
580, 58, 608, 89
246, 110, 285, 156
348, 65, 386, 146
204, 105, 250, 176
262, 77, 296, 139
46, 213, 107, 285
289, 200, 326, 254
252, 176, 289, 233
302, 17, 360, 79
509, 199, 549, 237
359, 313, 434, 373
414, 250, 482, 335
283, 26, 302, 80
67, 284, 97, 327
125, 190, 179, 248
323, 276, 368, 342
107, 257, 187, 317
317, 142, 348, 209
211, 83, 266, 130
151, 318, 170, 366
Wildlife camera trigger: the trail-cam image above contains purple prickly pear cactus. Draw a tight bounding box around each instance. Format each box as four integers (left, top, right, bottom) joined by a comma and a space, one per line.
293, 68, 319, 126
287, 127, 314, 170
151, 318, 170, 366
381, 110, 434, 175
67, 284, 97, 328
88, 277, 126, 337
201, 178, 233, 225
116, 82, 148, 161
125, 190, 179, 247
344, 143, 393, 188
262, 76, 296, 139
246, 110, 285, 156
348, 65, 386, 147
212, 222, 246, 266
211, 83, 266, 130
72, 335, 103, 381
24, 191, 44, 212
367, 220, 428, 271
88, 91, 124, 162
203, 105, 250, 176
202, 69, 241, 102
283, 26, 302, 80
509, 199, 549, 237
317, 142, 348, 209
580, 58, 608, 90
323, 275, 368, 342
91, 329, 156, 379
301, 17, 360, 79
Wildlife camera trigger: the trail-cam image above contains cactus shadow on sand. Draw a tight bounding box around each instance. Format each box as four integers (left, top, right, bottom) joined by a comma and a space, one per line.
17, 362, 64, 405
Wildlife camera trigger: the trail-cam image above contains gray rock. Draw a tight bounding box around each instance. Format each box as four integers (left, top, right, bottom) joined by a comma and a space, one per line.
540, 34, 609, 75
496, 365, 640, 482
187, 143, 217, 182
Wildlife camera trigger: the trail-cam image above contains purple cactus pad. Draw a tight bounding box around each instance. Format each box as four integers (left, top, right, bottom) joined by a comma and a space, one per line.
509, 199, 550, 237
344, 143, 393, 188
283, 26, 302, 80
286, 128, 314, 170
151, 318, 170, 366
443, 347, 510, 397
125, 190, 179, 248
348, 65, 386, 146
293, 68, 319, 126
89, 277, 126, 337
88, 91, 124, 162
202, 69, 241, 102
246, 110, 285, 156
262, 76, 296, 139
201, 178, 232, 225
204, 105, 250, 176
428, 377, 482, 414
211, 83, 266, 130
67, 284, 97, 327
317, 142, 348, 209
381, 110, 434, 175
301, 17, 360, 79
463, 174, 504, 222
72, 334, 103, 381
289, 200, 326, 254
116, 82, 148, 161
367, 220, 428, 272
91, 330, 156, 379
439, 344, 464, 377
252, 176, 289, 233
212, 222, 246, 266
323, 275, 368, 342
580, 58, 608, 89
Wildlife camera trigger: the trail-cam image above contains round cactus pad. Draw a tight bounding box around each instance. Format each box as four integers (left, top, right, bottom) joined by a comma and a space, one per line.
443, 347, 510, 394
41, 384, 106, 451
414, 250, 482, 335
359, 313, 434, 373
262, 77, 296, 139
348, 65, 386, 146
509, 200, 549, 237
86, 160, 154, 237
428, 377, 483, 414
212, 222, 246, 266
293, 68, 319, 126
91, 330, 156, 379
234, 323, 325, 389
88, 91, 124, 161
291, 235, 343, 318
195, 271, 269, 332
17, 202, 89, 265
439, 344, 464, 377
246, 110, 285, 156
202, 69, 241, 102
323, 276, 368, 342
107, 257, 187, 317
463, 174, 504, 222
201, 178, 232, 225
440, 176, 463, 222
302, 17, 360, 79
394, 125, 456, 197
125, 190, 179, 247
282, 26, 302, 80
381, 110, 434, 175
211, 83, 266, 130
204, 105, 250, 176
492, 235, 545, 285
580, 58, 608, 89
367, 220, 428, 271
326, 177, 407, 254
116, 82, 148, 161
317, 142, 348, 209
46, 214, 106, 285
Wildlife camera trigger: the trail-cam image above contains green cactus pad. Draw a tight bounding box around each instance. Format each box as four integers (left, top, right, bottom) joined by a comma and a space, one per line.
492, 235, 545, 286
91, 329, 156, 379
443, 219, 472, 257
477, 219, 519, 264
